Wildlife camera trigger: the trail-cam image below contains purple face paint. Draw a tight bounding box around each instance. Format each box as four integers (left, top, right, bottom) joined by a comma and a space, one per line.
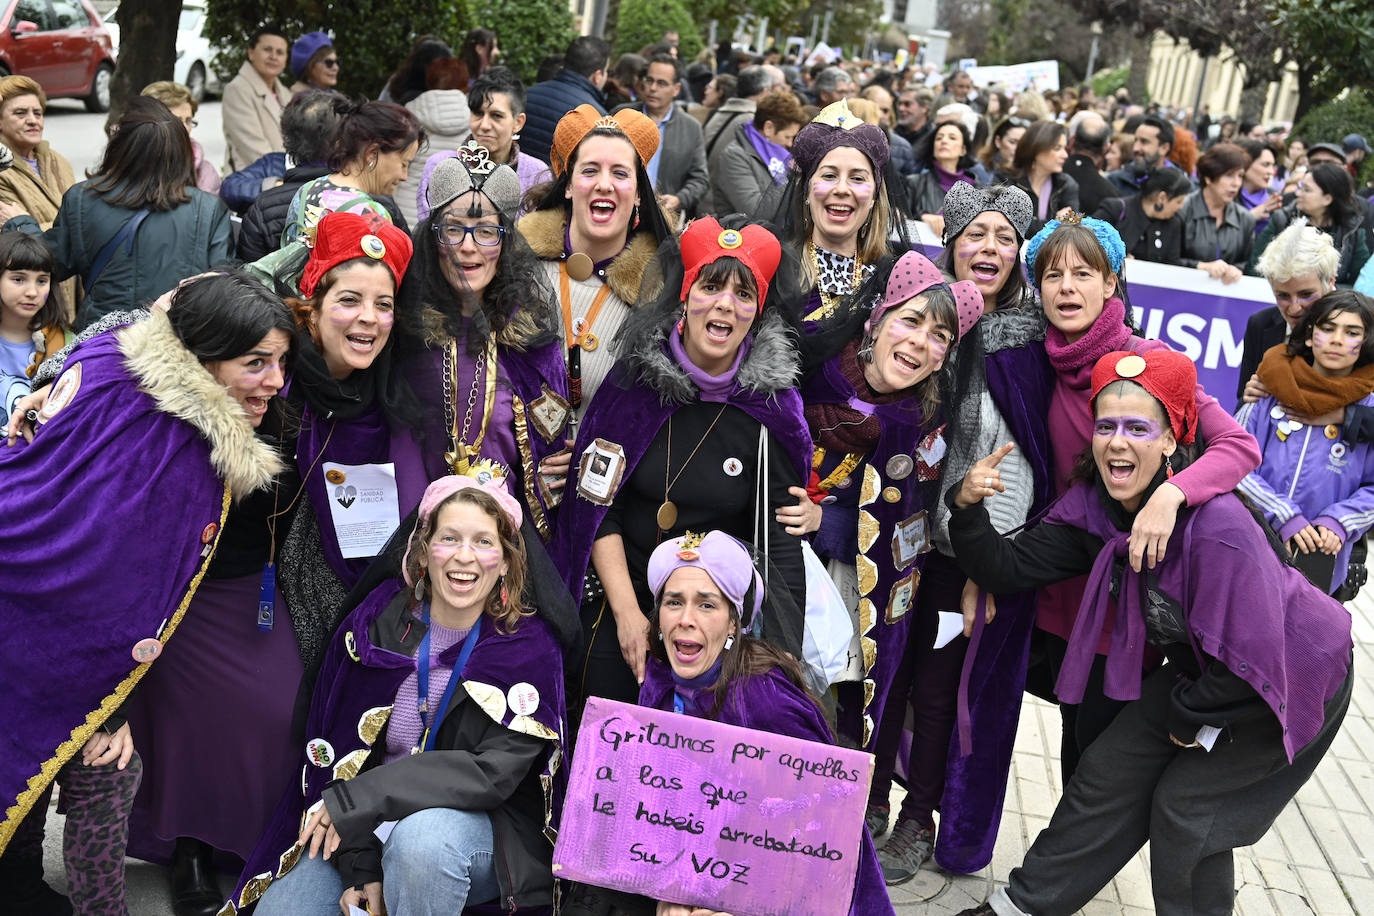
429, 539, 504, 569
1093, 415, 1166, 441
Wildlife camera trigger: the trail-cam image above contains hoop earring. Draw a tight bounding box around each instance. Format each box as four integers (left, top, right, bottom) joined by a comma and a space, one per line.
367, 158, 377, 171
858, 336, 875, 362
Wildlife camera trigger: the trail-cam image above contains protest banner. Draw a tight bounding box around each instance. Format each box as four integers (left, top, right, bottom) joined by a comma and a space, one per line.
908, 222, 1275, 405
553, 697, 874, 916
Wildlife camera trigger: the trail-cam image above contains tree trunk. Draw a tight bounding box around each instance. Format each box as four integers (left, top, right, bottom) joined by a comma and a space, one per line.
1293, 62, 1322, 126
1237, 80, 1268, 123
1126, 31, 1151, 105
104, 0, 179, 132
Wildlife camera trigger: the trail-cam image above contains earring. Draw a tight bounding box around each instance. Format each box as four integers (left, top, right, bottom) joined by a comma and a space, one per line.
723, 635, 735, 651
657, 630, 664, 641
511, 132, 521, 140
413, 575, 426, 601
858, 338, 875, 362
368, 158, 377, 171
631, 204, 641, 230
499, 576, 508, 606
676, 304, 686, 335
1165, 453, 1175, 478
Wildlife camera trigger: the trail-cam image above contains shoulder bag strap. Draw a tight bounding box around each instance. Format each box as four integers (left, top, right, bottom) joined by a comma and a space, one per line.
86, 208, 151, 290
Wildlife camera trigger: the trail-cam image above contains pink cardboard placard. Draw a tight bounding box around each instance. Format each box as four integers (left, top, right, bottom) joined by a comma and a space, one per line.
553, 697, 873, 916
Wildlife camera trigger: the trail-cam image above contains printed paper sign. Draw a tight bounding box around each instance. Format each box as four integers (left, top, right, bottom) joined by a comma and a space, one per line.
322, 462, 401, 559
553, 698, 873, 916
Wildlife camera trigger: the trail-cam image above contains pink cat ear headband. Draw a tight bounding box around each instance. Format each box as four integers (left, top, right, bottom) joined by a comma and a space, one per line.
866, 250, 984, 340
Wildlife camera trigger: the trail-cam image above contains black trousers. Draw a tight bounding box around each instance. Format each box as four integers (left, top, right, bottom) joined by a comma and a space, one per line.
1006, 662, 1352, 916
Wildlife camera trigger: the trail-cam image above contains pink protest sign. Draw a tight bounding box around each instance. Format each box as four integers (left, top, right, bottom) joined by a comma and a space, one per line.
553, 697, 873, 916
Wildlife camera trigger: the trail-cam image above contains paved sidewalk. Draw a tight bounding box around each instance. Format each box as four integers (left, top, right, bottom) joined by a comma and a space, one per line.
42, 590, 1374, 914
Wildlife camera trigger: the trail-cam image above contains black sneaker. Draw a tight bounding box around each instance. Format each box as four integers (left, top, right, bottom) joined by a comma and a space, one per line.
878, 818, 935, 884
864, 802, 890, 838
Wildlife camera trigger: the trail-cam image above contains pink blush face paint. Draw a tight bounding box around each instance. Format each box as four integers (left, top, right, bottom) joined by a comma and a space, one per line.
428, 541, 504, 569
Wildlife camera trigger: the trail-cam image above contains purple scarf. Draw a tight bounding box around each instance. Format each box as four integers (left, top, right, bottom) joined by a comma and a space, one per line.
669, 329, 751, 403
743, 121, 792, 185
933, 162, 969, 194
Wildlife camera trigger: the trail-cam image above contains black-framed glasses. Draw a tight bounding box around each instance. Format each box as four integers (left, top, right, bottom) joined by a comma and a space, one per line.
434, 223, 506, 247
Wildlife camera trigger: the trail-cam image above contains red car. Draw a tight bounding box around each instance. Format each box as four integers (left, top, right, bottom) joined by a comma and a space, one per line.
0, 0, 116, 111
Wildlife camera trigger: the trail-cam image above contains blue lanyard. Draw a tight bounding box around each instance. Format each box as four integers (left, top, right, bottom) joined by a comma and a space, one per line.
673, 692, 685, 715
415, 605, 481, 753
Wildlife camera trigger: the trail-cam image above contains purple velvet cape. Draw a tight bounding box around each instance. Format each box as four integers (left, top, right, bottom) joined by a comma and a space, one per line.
639, 657, 895, 916
801, 354, 942, 750
0, 331, 231, 852
1045, 485, 1352, 761
390, 338, 571, 542
551, 354, 813, 604
230, 579, 567, 911
935, 339, 1055, 874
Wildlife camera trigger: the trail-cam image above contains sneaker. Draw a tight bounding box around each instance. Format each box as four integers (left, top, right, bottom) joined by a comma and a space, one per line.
864, 803, 890, 838
878, 818, 935, 885
953, 905, 995, 916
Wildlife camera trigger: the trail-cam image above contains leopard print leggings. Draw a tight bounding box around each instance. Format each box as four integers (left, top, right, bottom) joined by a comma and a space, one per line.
6, 752, 143, 915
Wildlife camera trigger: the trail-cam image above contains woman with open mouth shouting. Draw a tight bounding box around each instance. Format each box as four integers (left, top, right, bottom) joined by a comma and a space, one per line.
947, 349, 1351, 916
518, 104, 673, 420
784, 250, 982, 886
553, 217, 811, 713
391, 141, 570, 543
772, 100, 911, 323
0, 272, 290, 916
236, 475, 570, 916
115, 212, 422, 914
564, 530, 896, 916
1026, 215, 1259, 787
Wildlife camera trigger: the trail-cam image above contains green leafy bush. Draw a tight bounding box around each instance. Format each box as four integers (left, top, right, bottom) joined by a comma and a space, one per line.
1294, 89, 1374, 186
614, 0, 702, 61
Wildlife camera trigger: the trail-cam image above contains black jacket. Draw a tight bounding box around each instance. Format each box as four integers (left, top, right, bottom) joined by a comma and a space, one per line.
1093, 195, 1182, 266
1001, 170, 1080, 238
235, 167, 408, 264
1237, 305, 1287, 404
322, 592, 556, 909
522, 69, 607, 166
1064, 153, 1119, 217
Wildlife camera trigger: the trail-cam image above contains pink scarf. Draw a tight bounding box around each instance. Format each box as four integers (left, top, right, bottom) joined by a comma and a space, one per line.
1043, 296, 1135, 491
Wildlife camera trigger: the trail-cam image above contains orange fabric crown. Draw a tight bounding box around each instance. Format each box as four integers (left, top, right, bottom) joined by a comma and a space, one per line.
679, 218, 783, 306
549, 104, 660, 178
300, 211, 413, 299
1090, 349, 1198, 444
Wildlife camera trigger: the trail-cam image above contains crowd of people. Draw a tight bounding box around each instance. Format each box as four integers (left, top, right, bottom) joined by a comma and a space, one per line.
0, 20, 1367, 916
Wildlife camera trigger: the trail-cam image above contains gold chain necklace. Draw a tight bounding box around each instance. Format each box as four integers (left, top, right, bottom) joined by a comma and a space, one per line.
657, 405, 730, 531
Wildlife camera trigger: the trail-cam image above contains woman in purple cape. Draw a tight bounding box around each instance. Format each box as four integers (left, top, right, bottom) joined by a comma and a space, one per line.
551, 217, 811, 710
784, 249, 982, 852
564, 530, 895, 916
949, 349, 1351, 916
0, 272, 291, 915
391, 140, 571, 542
236, 474, 568, 916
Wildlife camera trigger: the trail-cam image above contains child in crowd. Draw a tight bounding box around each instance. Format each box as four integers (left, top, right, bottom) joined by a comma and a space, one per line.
0, 232, 68, 430
1237, 289, 1374, 596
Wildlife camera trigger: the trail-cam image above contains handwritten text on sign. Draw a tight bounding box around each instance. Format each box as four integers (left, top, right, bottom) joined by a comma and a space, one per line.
553, 698, 873, 916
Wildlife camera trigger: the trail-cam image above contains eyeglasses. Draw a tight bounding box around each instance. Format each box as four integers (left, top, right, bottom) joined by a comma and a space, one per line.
320, 58, 340, 68
434, 223, 506, 247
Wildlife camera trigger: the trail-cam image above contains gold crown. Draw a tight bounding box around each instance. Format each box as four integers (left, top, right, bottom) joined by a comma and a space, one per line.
676, 530, 705, 560
812, 100, 863, 130
1061, 211, 1086, 225
456, 140, 497, 177
462, 457, 509, 486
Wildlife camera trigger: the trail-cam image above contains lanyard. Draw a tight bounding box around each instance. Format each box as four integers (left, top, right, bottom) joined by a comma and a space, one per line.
415, 607, 482, 753
558, 261, 613, 351
673, 692, 685, 715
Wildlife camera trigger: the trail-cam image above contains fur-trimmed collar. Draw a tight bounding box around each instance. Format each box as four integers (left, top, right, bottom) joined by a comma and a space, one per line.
416, 301, 549, 352
980, 303, 1046, 354
624, 309, 800, 406
517, 207, 660, 304
118, 310, 283, 498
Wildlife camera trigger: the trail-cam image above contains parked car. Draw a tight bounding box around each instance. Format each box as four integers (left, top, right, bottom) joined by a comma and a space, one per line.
0, 0, 116, 112
103, 2, 221, 103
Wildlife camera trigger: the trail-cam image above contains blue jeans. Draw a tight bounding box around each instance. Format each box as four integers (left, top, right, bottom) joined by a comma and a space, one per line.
255, 807, 500, 916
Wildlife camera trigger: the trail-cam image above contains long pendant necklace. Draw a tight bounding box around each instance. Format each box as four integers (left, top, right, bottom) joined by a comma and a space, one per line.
657, 405, 730, 531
